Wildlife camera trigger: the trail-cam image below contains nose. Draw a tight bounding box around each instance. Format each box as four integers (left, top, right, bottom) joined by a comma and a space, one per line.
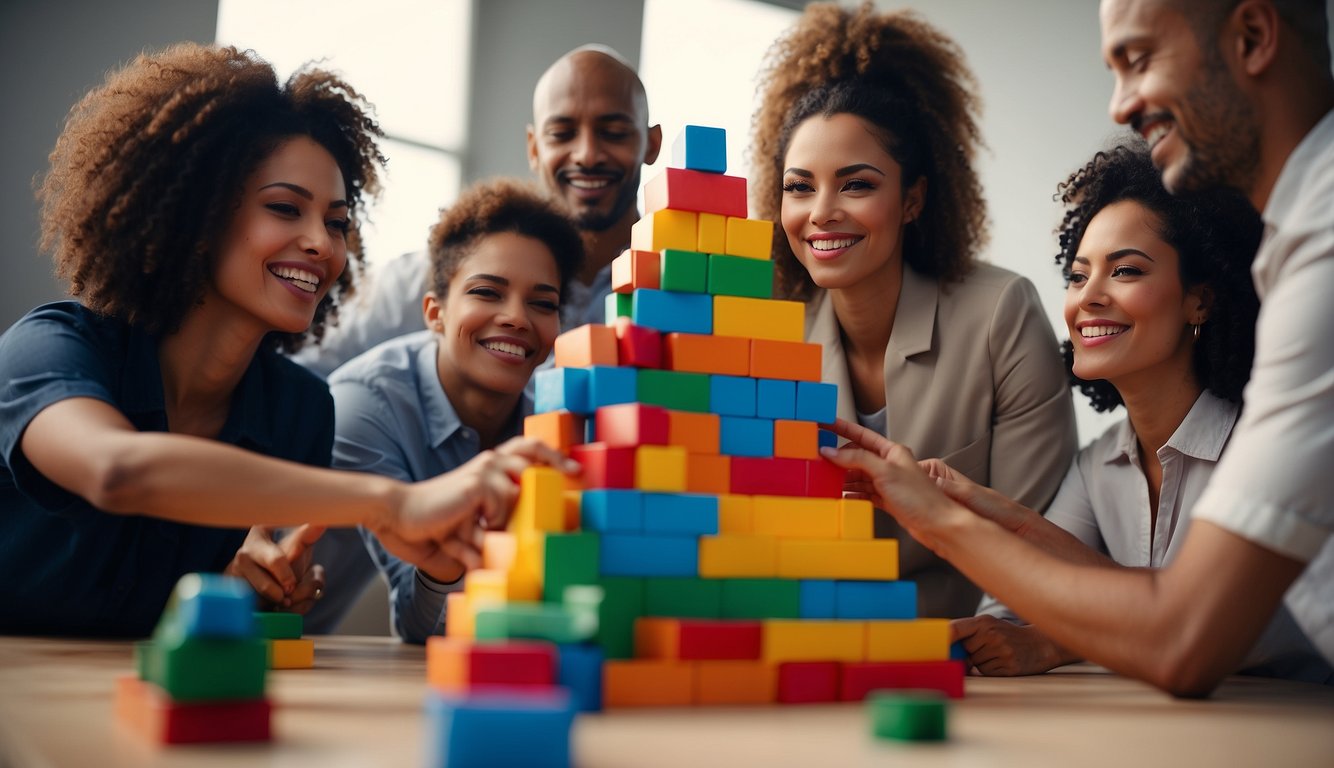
298, 219, 334, 260
809, 187, 843, 226
496, 294, 532, 331
571, 129, 604, 168
1078, 273, 1110, 310
1108, 74, 1140, 126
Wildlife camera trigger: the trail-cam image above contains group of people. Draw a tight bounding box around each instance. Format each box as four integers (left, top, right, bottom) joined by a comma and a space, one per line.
0, 0, 1329, 698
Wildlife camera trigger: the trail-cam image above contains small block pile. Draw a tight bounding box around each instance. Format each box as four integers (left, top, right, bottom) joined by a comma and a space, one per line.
868, 690, 948, 742
256, 611, 314, 669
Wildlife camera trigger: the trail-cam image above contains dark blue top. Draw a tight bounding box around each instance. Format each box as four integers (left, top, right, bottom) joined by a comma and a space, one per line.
0, 302, 334, 637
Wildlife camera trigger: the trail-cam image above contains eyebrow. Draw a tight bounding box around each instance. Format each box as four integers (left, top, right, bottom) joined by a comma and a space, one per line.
1073, 248, 1155, 265
465, 273, 561, 295
543, 113, 636, 126
259, 182, 348, 209
783, 163, 886, 178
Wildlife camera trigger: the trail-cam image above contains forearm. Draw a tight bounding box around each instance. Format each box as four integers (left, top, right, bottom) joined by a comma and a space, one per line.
1014, 514, 1117, 567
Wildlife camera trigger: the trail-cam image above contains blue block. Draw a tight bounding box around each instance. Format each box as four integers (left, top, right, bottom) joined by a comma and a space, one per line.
557, 643, 604, 712
817, 429, 838, 449
835, 581, 917, 619
585, 417, 597, 443
709, 375, 756, 417
673, 125, 727, 174
799, 580, 837, 619
632, 289, 713, 335
756, 379, 796, 420
950, 640, 969, 661
424, 690, 574, 768
642, 493, 719, 536
600, 534, 698, 577
581, 490, 644, 533
534, 367, 591, 414
171, 573, 256, 640
587, 366, 637, 408
720, 416, 774, 458
795, 381, 838, 423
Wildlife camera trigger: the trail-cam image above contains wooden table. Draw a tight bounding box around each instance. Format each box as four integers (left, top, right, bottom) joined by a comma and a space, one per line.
2, 635, 1331, 767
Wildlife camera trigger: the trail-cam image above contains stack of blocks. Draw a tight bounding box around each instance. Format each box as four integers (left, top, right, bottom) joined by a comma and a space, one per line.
116, 574, 271, 744
430, 125, 963, 761
257, 611, 315, 669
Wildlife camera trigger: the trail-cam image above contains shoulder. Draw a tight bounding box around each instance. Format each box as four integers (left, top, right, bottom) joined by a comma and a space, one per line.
329, 331, 434, 389
941, 263, 1040, 308
0, 302, 130, 376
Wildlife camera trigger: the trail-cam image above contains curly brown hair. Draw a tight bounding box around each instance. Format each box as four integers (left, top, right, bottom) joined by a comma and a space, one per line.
751, 2, 988, 300
37, 43, 385, 352
1055, 141, 1261, 412
427, 177, 584, 301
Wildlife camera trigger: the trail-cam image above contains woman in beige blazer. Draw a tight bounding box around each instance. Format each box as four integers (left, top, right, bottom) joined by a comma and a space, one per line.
752, 3, 1077, 618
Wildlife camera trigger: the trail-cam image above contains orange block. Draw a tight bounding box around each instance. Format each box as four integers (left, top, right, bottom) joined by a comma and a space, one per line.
663, 333, 751, 376
445, 591, 474, 639
686, 453, 730, 494
669, 411, 721, 454
612, 249, 661, 293
482, 531, 518, 570
554, 324, 618, 368
717, 494, 753, 533
523, 411, 585, 452
603, 660, 695, 707
773, 420, 819, 459
563, 490, 582, 530
695, 661, 777, 705
751, 338, 822, 381
634, 617, 681, 659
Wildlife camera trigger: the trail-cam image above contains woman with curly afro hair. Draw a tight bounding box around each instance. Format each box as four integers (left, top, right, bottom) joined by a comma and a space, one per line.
0, 44, 572, 637
752, 2, 1076, 618
952, 143, 1334, 682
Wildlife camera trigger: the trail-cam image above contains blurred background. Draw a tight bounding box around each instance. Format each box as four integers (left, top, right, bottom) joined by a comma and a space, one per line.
5, 0, 1329, 632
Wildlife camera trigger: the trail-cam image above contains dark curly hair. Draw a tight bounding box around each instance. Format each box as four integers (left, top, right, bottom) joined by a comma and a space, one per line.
1055, 141, 1261, 412
37, 43, 385, 352
426, 177, 584, 302
751, 1, 987, 300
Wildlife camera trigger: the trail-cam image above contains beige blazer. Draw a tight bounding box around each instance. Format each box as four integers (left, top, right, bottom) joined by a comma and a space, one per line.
806, 263, 1077, 618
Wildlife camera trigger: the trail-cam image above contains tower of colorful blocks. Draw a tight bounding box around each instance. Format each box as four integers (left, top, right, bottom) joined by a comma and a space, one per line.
428, 126, 962, 761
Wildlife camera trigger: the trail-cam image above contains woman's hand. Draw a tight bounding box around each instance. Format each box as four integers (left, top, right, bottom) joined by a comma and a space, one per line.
224, 524, 326, 613
950, 615, 1075, 676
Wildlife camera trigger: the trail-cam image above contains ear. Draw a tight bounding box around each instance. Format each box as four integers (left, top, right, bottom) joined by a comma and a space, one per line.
644, 123, 664, 167
903, 176, 928, 224
1185, 283, 1215, 325
1229, 0, 1280, 77
423, 291, 445, 333
526, 124, 540, 173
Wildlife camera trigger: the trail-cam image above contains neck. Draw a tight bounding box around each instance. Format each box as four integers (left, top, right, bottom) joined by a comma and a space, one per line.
435, 363, 523, 450
577, 208, 637, 285
157, 305, 265, 435
1116, 371, 1203, 463
829, 259, 903, 359
1246, 68, 1334, 211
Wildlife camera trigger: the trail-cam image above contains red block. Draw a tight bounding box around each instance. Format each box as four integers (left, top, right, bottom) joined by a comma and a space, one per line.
643, 167, 747, 218
595, 403, 670, 448
612, 250, 661, 294
428, 638, 557, 691
115, 676, 271, 744
840, 660, 966, 700
679, 620, 763, 660
614, 318, 662, 369
776, 662, 840, 704
806, 458, 847, 498
731, 457, 807, 496
570, 443, 636, 489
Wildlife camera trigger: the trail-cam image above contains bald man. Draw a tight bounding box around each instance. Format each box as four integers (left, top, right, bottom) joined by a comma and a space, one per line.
292, 46, 660, 378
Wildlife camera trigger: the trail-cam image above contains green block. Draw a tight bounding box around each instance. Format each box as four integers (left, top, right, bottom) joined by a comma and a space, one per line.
253, 611, 303, 639
605, 292, 632, 324
644, 577, 722, 618
541, 532, 601, 603
637, 369, 710, 412
708, 253, 774, 298
659, 249, 708, 293
596, 577, 644, 660
869, 691, 948, 741
141, 635, 268, 702
720, 579, 801, 619
473, 601, 595, 644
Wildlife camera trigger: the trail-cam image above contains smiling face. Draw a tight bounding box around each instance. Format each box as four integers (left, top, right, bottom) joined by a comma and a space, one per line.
779, 113, 924, 292
209, 136, 349, 336
429, 231, 562, 402
1100, 0, 1260, 194
526, 51, 661, 233
1064, 199, 1207, 394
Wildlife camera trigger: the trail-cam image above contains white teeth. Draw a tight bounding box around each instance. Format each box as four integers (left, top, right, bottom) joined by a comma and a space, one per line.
482, 340, 528, 358
810, 237, 859, 251
1081, 325, 1125, 338
568, 178, 610, 189
270, 265, 320, 293
1145, 123, 1170, 148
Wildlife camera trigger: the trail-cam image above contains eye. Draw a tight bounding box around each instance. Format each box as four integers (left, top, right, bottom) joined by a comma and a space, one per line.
267, 202, 300, 216
327, 218, 349, 235
782, 179, 813, 194
467, 286, 501, 300
842, 178, 875, 192
1111, 265, 1144, 278
600, 128, 632, 142
545, 129, 575, 143
530, 299, 560, 313
1067, 272, 1088, 286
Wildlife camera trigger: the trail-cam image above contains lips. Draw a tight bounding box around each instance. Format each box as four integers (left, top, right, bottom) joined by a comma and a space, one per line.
1074, 320, 1128, 346
268, 263, 324, 295
558, 168, 623, 200
479, 336, 533, 362
805, 232, 863, 261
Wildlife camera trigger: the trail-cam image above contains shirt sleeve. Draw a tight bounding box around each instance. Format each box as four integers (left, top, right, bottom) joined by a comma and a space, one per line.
357, 525, 461, 643
1194, 226, 1334, 561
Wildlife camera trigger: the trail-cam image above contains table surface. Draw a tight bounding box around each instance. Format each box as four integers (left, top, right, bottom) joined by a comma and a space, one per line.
1, 635, 1332, 768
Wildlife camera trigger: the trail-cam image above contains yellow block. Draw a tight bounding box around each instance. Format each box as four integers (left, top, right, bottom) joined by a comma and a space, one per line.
464, 567, 540, 603
512, 466, 567, 534
717, 494, 754, 533
635, 445, 687, 491
866, 619, 951, 662
631, 209, 698, 253
269, 638, 314, 669
563, 490, 582, 531
697, 212, 726, 254
482, 531, 518, 570
698, 535, 777, 577
445, 591, 474, 639
762, 620, 864, 663
751, 496, 841, 539
713, 295, 804, 342
776, 540, 899, 579
725, 216, 774, 260
840, 498, 875, 540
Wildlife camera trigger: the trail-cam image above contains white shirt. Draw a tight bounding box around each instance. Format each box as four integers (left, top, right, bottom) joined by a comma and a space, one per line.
1193, 108, 1334, 668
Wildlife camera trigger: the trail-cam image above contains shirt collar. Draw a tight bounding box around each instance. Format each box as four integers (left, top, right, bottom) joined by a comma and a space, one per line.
412, 336, 534, 449
1263, 107, 1334, 229
886, 265, 938, 360
1106, 391, 1239, 465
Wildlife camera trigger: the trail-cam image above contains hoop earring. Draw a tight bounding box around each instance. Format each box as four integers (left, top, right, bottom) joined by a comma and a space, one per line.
1192, 323, 1201, 341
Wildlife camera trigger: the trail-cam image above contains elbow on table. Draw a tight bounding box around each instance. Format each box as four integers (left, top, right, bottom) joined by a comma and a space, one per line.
1149, 632, 1231, 699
